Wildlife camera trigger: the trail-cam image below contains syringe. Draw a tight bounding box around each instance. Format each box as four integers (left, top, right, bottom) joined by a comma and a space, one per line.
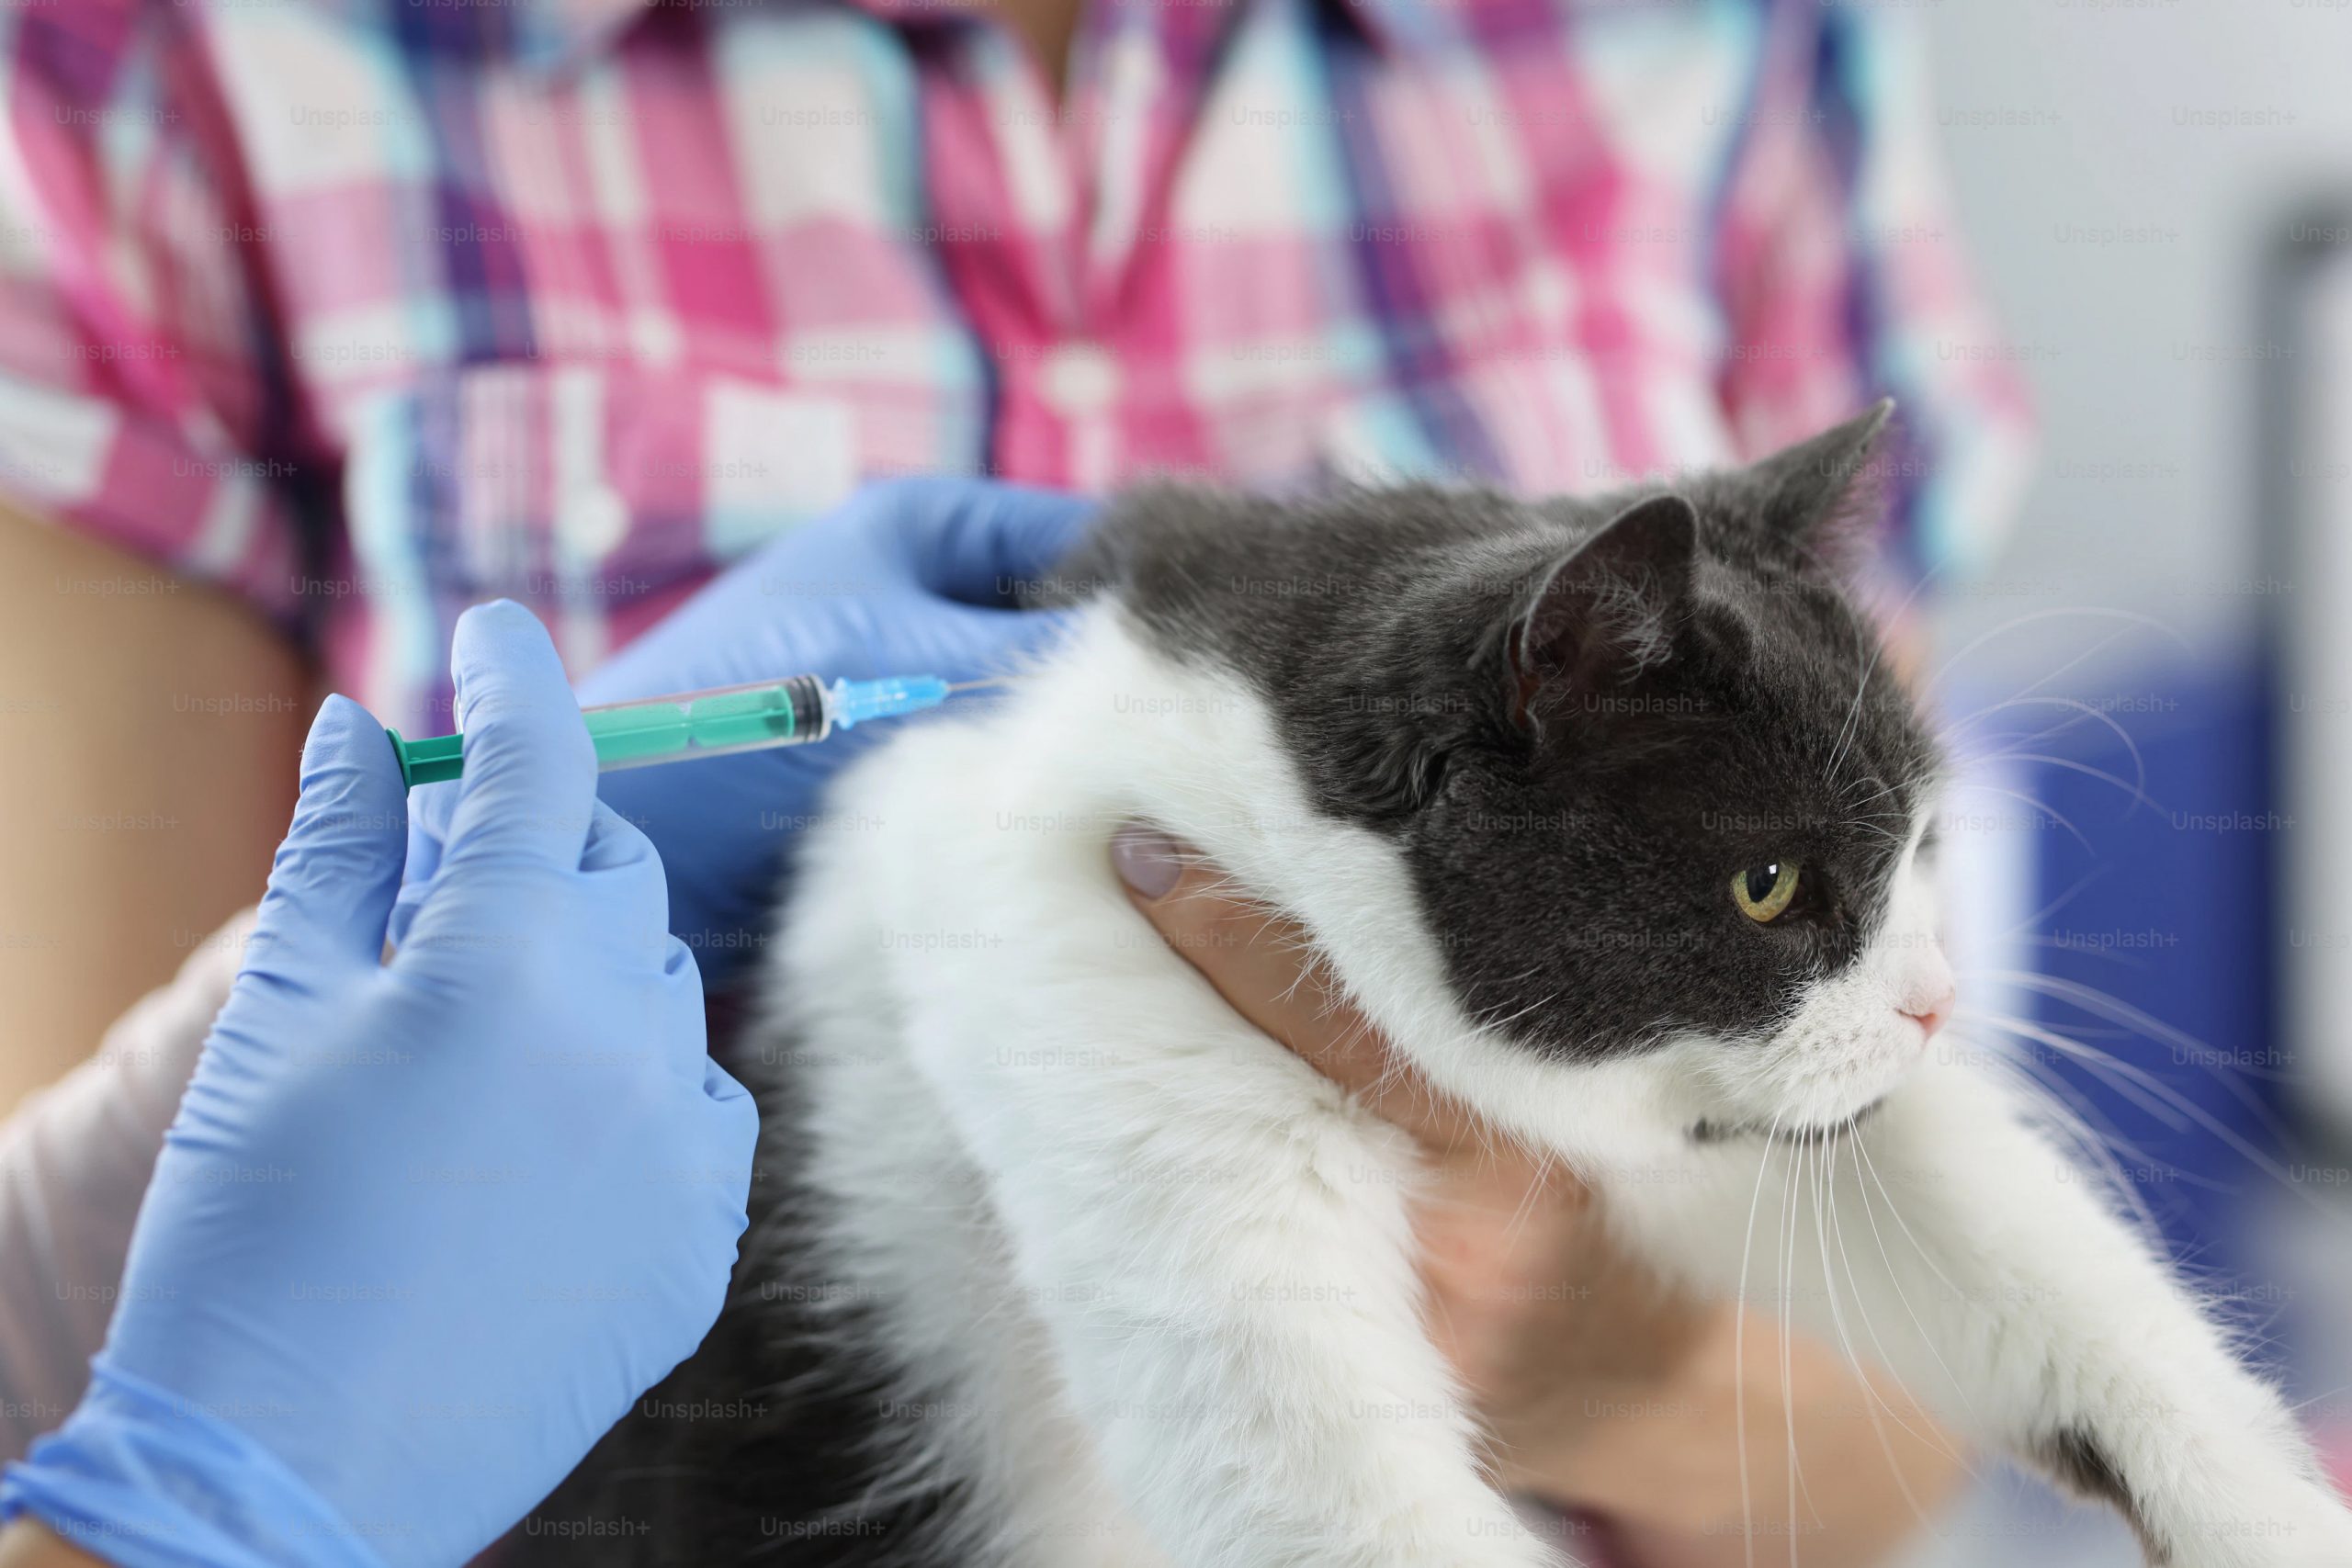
385, 673, 986, 789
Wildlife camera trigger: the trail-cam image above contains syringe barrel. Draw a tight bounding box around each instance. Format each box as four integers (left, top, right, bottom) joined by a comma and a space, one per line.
386, 670, 959, 788
582, 674, 831, 772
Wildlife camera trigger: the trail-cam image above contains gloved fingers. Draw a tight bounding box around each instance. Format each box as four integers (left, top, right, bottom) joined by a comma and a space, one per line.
578, 801, 676, 960
697, 1056, 761, 1216
402, 776, 458, 885
246, 694, 409, 978
701, 1054, 753, 1106
633, 938, 712, 1083
884, 478, 1095, 607
578, 797, 660, 874
393, 777, 453, 962
390, 807, 659, 959
435, 602, 600, 879
386, 877, 431, 956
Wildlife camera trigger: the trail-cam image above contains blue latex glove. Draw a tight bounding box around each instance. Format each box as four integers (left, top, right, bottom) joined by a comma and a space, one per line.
405, 477, 1091, 985
0, 603, 758, 1568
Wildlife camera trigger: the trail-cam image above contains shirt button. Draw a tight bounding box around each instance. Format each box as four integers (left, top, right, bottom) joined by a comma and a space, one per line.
1038, 342, 1120, 415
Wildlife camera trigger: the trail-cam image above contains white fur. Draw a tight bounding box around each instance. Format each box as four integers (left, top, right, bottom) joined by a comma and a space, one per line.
763, 606, 2352, 1568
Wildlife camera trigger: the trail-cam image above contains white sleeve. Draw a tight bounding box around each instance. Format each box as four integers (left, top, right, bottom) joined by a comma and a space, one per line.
0, 908, 250, 1461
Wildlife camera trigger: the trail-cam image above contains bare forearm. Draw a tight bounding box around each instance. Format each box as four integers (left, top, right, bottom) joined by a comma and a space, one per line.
0, 509, 307, 1114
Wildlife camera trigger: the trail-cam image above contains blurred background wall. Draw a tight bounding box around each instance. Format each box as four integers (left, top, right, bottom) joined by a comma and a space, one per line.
1901, 3, 2352, 1560
1928, 0, 2352, 660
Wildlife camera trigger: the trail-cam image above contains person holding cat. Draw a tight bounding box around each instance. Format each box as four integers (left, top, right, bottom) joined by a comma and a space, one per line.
0, 481, 1959, 1567
0, 0, 2028, 1559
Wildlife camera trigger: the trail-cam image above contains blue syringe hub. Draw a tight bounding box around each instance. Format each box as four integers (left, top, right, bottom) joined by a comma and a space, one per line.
826, 674, 952, 732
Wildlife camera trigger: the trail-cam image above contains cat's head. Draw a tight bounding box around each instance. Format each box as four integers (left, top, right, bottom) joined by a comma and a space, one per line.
1094, 402, 1953, 1142
1408, 403, 1953, 1140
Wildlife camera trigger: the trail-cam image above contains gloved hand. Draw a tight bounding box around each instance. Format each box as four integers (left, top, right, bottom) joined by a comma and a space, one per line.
0, 603, 758, 1568
406, 477, 1093, 985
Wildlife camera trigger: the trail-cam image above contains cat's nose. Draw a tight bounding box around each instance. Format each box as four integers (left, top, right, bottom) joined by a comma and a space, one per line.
1900, 982, 1955, 1040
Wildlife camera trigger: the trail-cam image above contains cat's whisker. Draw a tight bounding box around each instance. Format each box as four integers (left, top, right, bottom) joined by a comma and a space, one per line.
1963, 624, 2144, 721
1917, 605, 2186, 705
1839, 772, 1905, 807
1180, 870, 1266, 905
1499, 1145, 1558, 1248
1941, 776, 2095, 852
1824, 560, 1948, 796
1273, 960, 1326, 1014
1769, 1129, 1801, 1556
1818, 1133, 1975, 1480
1948, 694, 2151, 808
1944, 713, 2121, 802
1942, 693, 2111, 755
1966, 988, 2283, 1127
1973, 970, 2297, 1099
1991, 865, 2108, 946
1465, 986, 1564, 1040
2014, 932, 2160, 974
1959, 1008, 2340, 1221
1958, 1009, 2197, 1134
1844, 1134, 1982, 1423
1796, 1142, 1834, 1541
1960, 750, 2165, 818
1824, 625, 1886, 796
2284, 1383, 2352, 1419
1775, 1129, 1801, 1558
1734, 1111, 1789, 1568
1957, 1029, 2169, 1240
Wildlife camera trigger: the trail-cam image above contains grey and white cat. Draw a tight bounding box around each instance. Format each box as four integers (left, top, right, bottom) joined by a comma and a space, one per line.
527, 407, 2352, 1567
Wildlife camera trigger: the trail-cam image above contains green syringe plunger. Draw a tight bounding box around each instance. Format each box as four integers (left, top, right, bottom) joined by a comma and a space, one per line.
385, 673, 960, 789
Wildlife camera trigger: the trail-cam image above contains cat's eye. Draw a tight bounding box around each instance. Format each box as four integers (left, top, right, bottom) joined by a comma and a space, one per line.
1733, 861, 1801, 923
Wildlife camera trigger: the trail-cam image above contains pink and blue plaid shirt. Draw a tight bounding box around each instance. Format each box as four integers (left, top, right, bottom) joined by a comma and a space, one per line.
0, 0, 2027, 729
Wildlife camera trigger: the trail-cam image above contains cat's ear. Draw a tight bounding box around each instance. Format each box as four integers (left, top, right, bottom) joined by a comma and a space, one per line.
1736, 398, 1895, 571
1510, 492, 1697, 726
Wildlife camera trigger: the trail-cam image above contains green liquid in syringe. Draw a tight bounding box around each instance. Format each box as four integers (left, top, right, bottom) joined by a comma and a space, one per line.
582, 687, 799, 763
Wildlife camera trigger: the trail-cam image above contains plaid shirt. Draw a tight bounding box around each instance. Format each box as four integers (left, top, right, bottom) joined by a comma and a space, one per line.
0, 0, 2027, 729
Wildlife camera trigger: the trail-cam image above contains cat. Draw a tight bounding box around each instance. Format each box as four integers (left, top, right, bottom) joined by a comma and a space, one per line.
521, 405, 2352, 1568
